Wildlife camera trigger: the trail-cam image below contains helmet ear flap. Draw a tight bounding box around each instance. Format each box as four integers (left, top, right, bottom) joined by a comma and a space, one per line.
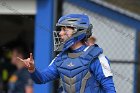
86, 24, 93, 38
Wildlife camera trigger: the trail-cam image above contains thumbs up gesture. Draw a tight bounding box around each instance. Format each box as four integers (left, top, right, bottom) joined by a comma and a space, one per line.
17, 53, 35, 72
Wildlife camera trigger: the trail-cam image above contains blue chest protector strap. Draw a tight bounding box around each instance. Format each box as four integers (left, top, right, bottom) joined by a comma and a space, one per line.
79, 45, 103, 93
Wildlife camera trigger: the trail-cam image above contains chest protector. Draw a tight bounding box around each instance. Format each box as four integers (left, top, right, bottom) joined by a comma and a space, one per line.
55, 45, 103, 93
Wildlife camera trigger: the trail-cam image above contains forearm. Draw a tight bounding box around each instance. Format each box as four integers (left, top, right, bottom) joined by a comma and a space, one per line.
30, 69, 47, 84
30, 69, 45, 84
30, 67, 59, 84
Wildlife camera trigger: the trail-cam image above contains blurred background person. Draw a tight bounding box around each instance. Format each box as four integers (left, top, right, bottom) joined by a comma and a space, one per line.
8, 44, 33, 93
0, 46, 17, 93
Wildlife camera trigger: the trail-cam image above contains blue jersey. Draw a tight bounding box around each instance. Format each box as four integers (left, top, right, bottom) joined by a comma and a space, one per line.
30, 44, 116, 93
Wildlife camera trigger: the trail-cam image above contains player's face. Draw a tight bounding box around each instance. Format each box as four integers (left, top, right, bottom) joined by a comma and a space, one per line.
59, 26, 74, 42
59, 27, 74, 41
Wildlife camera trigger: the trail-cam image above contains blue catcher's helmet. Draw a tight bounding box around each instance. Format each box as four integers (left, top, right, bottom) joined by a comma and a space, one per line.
53, 14, 93, 51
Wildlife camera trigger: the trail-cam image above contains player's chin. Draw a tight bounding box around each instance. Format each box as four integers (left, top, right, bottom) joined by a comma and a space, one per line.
61, 39, 66, 42
60, 36, 68, 42
62, 38, 68, 42
60, 37, 65, 42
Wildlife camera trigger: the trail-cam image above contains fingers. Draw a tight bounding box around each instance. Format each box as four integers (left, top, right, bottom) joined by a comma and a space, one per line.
17, 57, 24, 62
17, 53, 34, 69
17, 57, 31, 67
26, 58, 31, 67
30, 53, 33, 61
24, 62, 30, 67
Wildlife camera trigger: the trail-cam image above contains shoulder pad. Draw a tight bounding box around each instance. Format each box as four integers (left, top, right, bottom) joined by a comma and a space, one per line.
80, 44, 103, 61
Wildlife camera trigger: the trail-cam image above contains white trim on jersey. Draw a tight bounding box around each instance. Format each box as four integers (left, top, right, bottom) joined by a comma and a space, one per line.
83, 46, 90, 51
49, 54, 60, 66
98, 54, 113, 77
49, 57, 57, 66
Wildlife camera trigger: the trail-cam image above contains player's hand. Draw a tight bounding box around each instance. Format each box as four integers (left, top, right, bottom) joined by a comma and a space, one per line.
17, 53, 35, 72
